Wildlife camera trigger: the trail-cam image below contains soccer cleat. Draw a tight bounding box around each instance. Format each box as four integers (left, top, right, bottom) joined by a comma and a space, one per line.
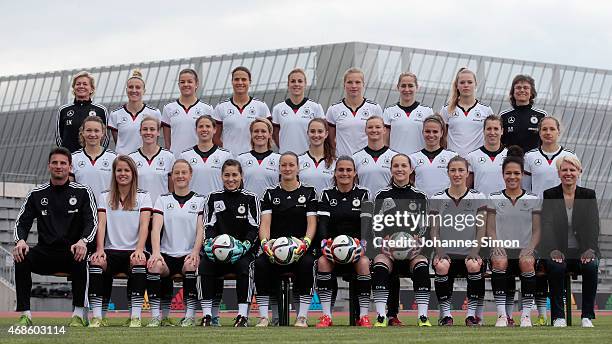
294, 316, 308, 328
495, 315, 508, 327
507, 317, 515, 327
180, 317, 196, 327
160, 317, 177, 326
147, 317, 161, 327
128, 317, 142, 328
211, 316, 222, 327
520, 316, 532, 327
535, 315, 547, 326
374, 315, 388, 327
201, 315, 212, 327
417, 316, 432, 327
438, 316, 453, 326
122, 318, 131, 327
255, 317, 270, 327
388, 316, 404, 326
553, 318, 567, 327
89, 317, 107, 328
233, 315, 248, 327
465, 316, 479, 327
581, 318, 594, 328
316, 315, 333, 328
15, 315, 33, 326
475, 316, 485, 326
69, 315, 87, 327
356, 315, 372, 328
271, 317, 280, 326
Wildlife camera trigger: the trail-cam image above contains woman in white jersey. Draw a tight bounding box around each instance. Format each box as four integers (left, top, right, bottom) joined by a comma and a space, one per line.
109, 70, 162, 155
430, 156, 487, 326
524, 116, 579, 198
383, 72, 433, 154
146, 159, 204, 327
352, 116, 397, 198
409, 115, 458, 197
129, 116, 175, 204
298, 118, 336, 196
487, 146, 541, 328
236, 118, 281, 197
272, 68, 325, 153
440, 68, 494, 157
466, 115, 507, 195
179, 115, 232, 197
88, 155, 152, 328
71, 116, 117, 204
162, 68, 214, 157
213, 66, 271, 155
326, 67, 383, 157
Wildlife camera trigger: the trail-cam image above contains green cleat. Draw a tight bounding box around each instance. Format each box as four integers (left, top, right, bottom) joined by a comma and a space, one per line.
15, 315, 33, 326
69, 315, 87, 327
128, 317, 142, 328
160, 317, 178, 327
417, 316, 432, 327
180, 317, 196, 327
535, 315, 547, 326
89, 317, 108, 328
147, 317, 161, 327
374, 315, 388, 327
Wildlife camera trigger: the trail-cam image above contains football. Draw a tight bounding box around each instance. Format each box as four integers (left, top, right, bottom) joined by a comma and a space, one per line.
330, 235, 359, 264
388, 231, 417, 261
271, 236, 300, 265
211, 234, 236, 263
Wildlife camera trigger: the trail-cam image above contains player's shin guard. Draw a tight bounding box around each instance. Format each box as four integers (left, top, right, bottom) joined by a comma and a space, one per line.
160, 277, 173, 318
130, 265, 147, 319
412, 262, 430, 318
466, 271, 484, 318
506, 276, 516, 317
184, 272, 198, 318
356, 274, 372, 317
372, 262, 390, 316
434, 273, 452, 318
387, 275, 400, 318
520, 271, 536, 318
535, 275, 548, 318
491, 269, 507, 317
88, 265, 105, 318
212, 279, 223, 319
316, 271, 334, 316
147, 273, 161, 318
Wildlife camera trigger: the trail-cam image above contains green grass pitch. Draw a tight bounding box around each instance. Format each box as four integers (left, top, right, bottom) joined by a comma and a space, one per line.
1, 315, 611, 343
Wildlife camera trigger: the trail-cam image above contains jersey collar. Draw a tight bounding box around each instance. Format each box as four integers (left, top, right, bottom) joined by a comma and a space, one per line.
285, 97, 309, 111
421, 147, 443, 161
342, 98, 366, 115
457, 100, 479, 115
396, 101, 420, 114
74, 99, 92, 106
123, 103, 146, 119
172, 191, 196, 206
138, 146, 162, 164
502, 189, 526, 205
231, 96, 253, 113
176, 98, 200, 113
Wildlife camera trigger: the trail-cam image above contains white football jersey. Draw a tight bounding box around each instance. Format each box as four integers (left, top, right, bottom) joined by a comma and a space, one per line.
161, 99, 214, 157
326, 99, 383, 157
466, 146, 507, 195
98, 190, 152, 251
383, 102, 433, 154
236, 150, 281, 197
213, 97, 271, 155
487, 190, 541, 249
272, 98, 325, 154
153, 192, 205, 257
180, 145, 233, 197
108, 104, 161, 155
409, 148, 459, 197
429, 189, 487, 256
353, 146, 397, 199
439, 101, 494, 157
524, 146, 579, 198
298, 152, 335, 197
129, 148, 175, 203
71, 149, 117, 204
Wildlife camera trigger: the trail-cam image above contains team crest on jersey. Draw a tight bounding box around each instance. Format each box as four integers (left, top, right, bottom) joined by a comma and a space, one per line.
534, 159, 542, 166
465, 200, 472, 209
69, 196, 77, 206
157, 158, 164, 167
303, 108, 311, 116
520, 201, 531, 210
352, 198, 361, 207
268, 160, 275, 166
508, 116, 516, 124
360, 110, 369, 119
416, 111, 423, 119
237, 205, 246, 214
330, 199, 338, 207
408, 202, 417, 211
78, 160, 86, 168
41, 197, 48, 206
136, 161, 143, 167
298, 195, 306, 204
102, 160, 110, 168
67, 110, 74, 117
439, 157, 447, 165
383, 157, 391, 165
190, 202, 198, 211
195, 109, 202, 116
478, 157, 486, 164
249, 107, 256, 116
214, 201, 226, 212
273, 197, 280, 205
530, 116, 538, 124
474, 111, 481, 118
89, 110, 97, 116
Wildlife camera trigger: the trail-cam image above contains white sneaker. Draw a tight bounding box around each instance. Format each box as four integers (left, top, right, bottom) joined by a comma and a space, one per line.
520, 316, 532, 327
581, 318, 594, 328
553, 318, 567, 327
495, 315, 508, 327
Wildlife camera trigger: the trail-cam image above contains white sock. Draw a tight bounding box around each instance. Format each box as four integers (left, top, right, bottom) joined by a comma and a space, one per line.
476, 298, 484, 319
131, 306, 142, 319
417, 303, 428, 318
238, 303, 249, 317
185, 307, 196, 318
72, 306, 84, 318
496, 304, 507, 317
298, 295, 311, 318
256, 295, 269, 318
22, 310, 32, 319
375, 302, 386, 317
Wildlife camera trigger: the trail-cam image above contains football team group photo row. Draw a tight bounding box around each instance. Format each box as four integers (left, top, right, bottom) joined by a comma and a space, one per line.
13, 65, 600, 329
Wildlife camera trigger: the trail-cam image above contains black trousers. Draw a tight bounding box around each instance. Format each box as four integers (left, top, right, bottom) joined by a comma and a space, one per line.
546, 257, 598, 320
254, 253, 315, 296
199, 253, 255, 304
15, 245, 87, 311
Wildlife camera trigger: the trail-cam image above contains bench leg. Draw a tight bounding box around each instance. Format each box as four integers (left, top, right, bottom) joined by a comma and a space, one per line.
278, 278, 290, 326
349, 281, 357, 326
565, 275, 572, 326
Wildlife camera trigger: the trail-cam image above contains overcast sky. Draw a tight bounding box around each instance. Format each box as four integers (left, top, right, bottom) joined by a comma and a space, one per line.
1, 0, 610, 77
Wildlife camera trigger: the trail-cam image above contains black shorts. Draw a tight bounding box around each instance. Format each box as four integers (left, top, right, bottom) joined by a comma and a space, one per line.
104, 249, 150, 275
162, 253, 186, 276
